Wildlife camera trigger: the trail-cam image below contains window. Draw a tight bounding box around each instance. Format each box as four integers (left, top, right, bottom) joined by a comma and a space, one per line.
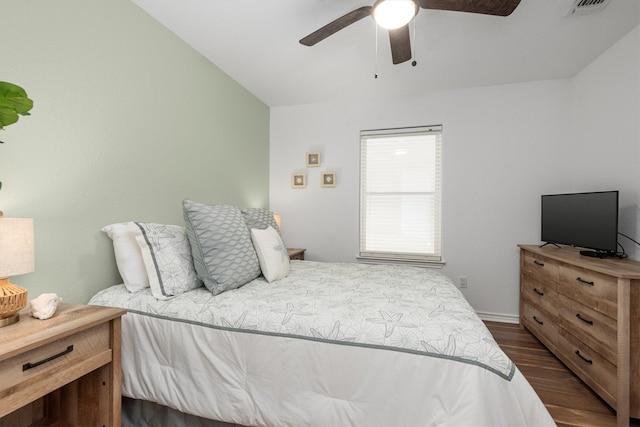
359, 125, 443, 265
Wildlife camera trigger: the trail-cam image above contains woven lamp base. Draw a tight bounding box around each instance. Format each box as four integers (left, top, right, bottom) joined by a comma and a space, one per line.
0, 277, 28, 328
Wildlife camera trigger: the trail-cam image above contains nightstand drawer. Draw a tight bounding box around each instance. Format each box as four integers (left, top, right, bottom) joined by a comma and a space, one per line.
0, 322, 111, 412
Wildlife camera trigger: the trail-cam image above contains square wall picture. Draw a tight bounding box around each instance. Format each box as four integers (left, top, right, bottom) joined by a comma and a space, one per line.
291, 173, 306, 188
306, 152, 320, 167
321, 172, 336, 187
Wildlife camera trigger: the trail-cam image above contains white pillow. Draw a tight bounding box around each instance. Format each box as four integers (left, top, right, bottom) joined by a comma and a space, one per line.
250, 226, 290, 282
102, 222, 149, 292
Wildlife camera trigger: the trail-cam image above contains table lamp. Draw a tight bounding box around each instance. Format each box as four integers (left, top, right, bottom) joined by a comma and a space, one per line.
0, 216, 34, 327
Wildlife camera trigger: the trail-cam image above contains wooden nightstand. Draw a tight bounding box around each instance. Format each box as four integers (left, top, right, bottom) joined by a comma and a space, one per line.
0, 303, 126, 427
287, 248, 306, 260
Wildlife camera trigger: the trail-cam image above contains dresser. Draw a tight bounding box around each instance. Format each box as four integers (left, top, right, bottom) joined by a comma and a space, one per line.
0, 303, 126, 427
519, 244, 640, 427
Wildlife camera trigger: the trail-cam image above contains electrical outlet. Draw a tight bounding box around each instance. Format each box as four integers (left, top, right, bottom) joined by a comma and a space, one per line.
458, 276, 468, 288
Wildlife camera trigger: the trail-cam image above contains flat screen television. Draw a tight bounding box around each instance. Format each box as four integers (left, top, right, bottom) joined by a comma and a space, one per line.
541, 190, 619, 257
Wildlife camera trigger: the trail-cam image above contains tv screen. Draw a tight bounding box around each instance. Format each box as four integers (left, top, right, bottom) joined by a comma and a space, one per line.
541, 191, 619, 254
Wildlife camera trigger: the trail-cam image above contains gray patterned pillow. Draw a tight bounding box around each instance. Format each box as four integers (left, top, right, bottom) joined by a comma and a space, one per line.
134, 222, 201, 300
183, 200, 261, 295
241, 208, 281, 234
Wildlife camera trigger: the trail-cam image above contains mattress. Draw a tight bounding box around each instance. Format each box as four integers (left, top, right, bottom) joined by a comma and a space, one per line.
89, 260, 555, 426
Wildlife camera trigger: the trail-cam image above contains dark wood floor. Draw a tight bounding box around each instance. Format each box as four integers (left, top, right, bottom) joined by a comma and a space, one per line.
485, 321, 639, 427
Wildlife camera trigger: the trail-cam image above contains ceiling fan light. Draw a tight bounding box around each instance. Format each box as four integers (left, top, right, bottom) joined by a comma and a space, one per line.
373, 0, 418, 30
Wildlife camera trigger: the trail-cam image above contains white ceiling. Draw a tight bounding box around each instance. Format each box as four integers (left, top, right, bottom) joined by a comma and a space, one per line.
130, 0, 639, 107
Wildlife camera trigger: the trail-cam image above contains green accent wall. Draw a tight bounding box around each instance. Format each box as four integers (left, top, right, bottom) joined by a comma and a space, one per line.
0, 0, 270, 303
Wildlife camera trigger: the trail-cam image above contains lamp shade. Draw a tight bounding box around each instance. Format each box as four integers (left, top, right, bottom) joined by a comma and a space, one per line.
0, 217, 35, 278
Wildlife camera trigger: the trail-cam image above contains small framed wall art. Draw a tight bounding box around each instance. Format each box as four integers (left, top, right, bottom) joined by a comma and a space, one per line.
306, 152, 321, 167
321, 172, 336, 187
291, 173, 306, 188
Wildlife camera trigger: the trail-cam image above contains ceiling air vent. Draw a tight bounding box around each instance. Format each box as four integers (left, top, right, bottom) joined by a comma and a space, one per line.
567, 0, 612, 16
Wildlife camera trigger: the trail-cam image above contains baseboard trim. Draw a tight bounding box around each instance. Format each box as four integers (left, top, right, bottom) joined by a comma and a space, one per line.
477, 311, 519, 324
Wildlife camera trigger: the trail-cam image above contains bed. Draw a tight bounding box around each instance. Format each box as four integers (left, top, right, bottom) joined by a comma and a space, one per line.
89, 201, 555, 426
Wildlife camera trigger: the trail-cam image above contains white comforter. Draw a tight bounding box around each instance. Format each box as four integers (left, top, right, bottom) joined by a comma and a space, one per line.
90, 261, 555, 427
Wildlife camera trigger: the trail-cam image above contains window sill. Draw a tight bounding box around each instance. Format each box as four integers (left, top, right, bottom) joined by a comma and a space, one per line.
356, 256, 446, 269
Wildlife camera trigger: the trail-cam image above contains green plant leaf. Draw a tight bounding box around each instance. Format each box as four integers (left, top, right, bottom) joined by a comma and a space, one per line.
0, 81, 28, 98
0, 81, 33, 128
8, 96, 33, 115
0, 82, 34, 190
0, 102, 19, 130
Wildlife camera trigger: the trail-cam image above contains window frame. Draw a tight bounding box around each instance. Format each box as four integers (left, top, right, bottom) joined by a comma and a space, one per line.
358, 125, 444, 267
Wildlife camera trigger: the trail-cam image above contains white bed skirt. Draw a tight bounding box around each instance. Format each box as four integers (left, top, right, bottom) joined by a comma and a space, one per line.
123, 398, 241, 427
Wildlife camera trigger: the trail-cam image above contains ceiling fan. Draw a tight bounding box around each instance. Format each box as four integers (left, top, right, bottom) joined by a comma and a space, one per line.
299, 0, 521, 65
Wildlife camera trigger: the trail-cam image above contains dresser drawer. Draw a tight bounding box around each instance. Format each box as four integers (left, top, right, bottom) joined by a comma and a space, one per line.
0, 322, 111, 404
558, 264, 617, 319
521, 277, 558, 318
521, 252, 559, 284
557, 294, 616, 364
521, 302, 557, 350
557, 328, 616, 408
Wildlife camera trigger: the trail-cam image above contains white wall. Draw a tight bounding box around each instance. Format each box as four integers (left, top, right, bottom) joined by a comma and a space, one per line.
270, 25, 640, 319
271, 80, 571, 320
570, 25, 640, 260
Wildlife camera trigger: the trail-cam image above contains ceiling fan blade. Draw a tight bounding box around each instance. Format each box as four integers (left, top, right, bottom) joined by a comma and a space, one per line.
388, 25, 412, 65
421, 0, 521, 16
299, 6, 373, 46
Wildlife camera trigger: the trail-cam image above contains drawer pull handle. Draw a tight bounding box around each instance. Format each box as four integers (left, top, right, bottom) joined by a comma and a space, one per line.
576, 313, 594, 325
533, 315, 544, 325
533, 288, 544, 296
533, 260, 545, 267
23, 345, 74, 371
575, 349, 593, 365
576, 277, 594, 286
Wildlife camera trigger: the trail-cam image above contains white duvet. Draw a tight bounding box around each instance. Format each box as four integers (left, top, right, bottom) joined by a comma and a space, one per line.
90, 261, 555, 427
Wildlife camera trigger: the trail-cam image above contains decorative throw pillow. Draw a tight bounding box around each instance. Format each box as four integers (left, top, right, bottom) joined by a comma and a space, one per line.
241, 208, 281, 234
101, 222, 149, 292
250, 226, 290, 282
134, 222, 201, 300
183, 200, 261, 295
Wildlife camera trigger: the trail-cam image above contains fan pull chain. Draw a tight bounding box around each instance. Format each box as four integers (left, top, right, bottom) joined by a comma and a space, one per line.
411, 16, 417, 67
374, 24, 379, 79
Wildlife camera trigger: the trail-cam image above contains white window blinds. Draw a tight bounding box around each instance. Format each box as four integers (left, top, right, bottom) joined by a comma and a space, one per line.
359, 126, 442, 264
